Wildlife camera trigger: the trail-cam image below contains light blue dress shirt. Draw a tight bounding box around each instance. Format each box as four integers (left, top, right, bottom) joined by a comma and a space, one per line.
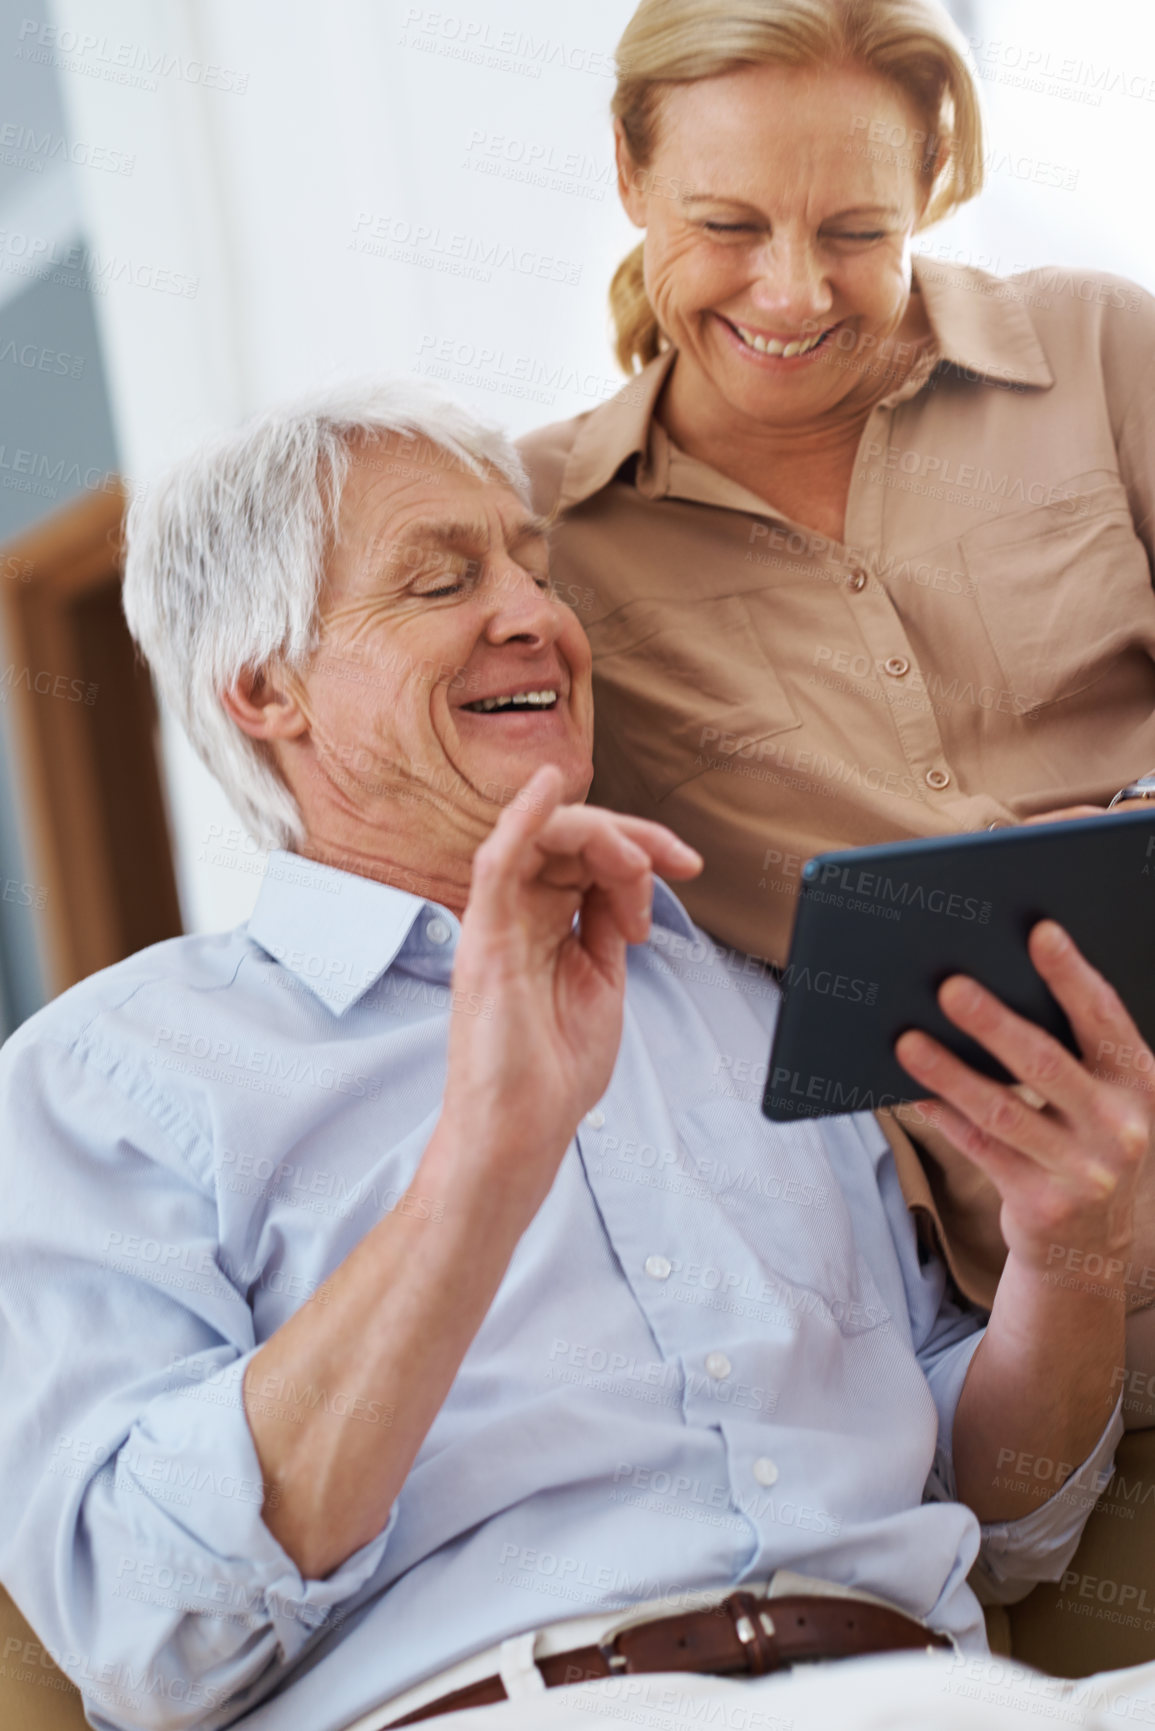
0, 850, 1120, 1731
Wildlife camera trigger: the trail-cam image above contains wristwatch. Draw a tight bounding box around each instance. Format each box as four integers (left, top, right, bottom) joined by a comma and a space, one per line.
1108, 772, 1155, 807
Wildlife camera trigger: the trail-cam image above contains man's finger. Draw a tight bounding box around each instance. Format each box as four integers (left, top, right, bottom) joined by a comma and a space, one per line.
932, 972, 1098, 1123
537, 805, 703, 879
468, 764, 569, 924
894, 1028, 1069, 1172
1027, 922, 1154, 1093
907, 1093, 1034, 1196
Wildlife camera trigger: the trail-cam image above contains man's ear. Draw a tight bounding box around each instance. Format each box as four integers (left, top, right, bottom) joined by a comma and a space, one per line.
221, 664, 310, 742
614, 119, 648, 228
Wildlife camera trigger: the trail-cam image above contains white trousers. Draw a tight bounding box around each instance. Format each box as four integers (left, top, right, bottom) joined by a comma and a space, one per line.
410, 1651, 1155, 1731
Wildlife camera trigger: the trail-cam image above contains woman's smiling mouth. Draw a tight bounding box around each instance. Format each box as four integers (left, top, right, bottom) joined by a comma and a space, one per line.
716, 314, 843, 361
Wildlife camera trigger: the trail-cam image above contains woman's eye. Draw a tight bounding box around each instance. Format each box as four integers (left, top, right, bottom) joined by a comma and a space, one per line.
827, 231, 886, 243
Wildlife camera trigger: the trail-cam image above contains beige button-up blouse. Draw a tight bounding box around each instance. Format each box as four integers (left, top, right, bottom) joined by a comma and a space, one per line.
518, 255, 1155, 1305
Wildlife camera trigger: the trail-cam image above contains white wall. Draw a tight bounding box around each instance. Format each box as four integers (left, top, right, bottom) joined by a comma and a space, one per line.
42, 0, 1155, 932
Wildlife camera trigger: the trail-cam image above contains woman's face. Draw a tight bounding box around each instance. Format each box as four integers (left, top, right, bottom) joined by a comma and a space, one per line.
616, 60, 935, 429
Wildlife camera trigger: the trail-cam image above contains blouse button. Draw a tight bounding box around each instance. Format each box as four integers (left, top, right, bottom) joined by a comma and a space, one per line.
847, 569, 868, 592
925, 768, 951, 790
883, 656, 910, 678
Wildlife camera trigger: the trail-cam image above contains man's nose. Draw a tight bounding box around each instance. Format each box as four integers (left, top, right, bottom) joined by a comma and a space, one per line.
746, 235, 834, 327
483, 562, 560, 643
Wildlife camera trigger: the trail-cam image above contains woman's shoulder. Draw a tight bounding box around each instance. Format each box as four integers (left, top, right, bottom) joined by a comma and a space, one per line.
516, 409, 591, 514
1008, 261, 1152, 319
1008, 263, 1155, 397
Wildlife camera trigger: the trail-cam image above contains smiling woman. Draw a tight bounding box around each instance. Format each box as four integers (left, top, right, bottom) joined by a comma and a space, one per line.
517, 0, 1155, 1317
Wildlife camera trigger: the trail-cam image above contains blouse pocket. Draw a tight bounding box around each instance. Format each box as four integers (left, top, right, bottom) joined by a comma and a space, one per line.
958, 470, 1155, 713
586, 594, 803, 803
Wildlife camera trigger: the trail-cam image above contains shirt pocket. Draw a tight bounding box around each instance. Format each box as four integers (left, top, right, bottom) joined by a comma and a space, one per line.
586, 594, 803, 803
958, 471, 1155, 713
671, 1096, 891, 1340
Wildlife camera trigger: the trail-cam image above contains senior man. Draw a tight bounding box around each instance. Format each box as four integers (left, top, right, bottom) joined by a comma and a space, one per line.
0, 383, 1153, 1731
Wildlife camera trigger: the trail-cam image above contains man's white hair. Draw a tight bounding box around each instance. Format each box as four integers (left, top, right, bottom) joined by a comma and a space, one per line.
122, 380, 531, 850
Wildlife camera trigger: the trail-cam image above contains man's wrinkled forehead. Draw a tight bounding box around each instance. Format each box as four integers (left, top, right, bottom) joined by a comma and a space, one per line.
334, 432, 549, 582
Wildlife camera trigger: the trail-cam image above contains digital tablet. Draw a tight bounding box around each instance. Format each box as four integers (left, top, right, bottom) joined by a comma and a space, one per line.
760, 809, 1155, 1123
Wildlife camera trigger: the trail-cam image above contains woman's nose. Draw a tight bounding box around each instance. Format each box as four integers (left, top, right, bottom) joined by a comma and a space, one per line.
747, 237, 834, 326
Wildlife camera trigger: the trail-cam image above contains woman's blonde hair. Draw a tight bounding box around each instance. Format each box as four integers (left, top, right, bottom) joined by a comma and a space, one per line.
610, 0, 984, 372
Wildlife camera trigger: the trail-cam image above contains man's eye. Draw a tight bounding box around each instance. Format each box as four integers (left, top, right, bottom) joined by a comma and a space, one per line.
703, 221, 756, 235
416, 561, 481, 598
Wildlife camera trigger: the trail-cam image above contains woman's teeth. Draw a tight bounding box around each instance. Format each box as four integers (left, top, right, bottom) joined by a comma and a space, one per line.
464, 689, 558, 713
731, 322, 830, 357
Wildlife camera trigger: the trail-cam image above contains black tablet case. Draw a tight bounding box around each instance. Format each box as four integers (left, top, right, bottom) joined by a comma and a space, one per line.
761, 810, 1155, 1122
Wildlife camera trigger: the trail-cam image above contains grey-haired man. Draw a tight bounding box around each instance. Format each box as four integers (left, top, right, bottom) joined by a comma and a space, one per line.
0, 385, 1150, 1731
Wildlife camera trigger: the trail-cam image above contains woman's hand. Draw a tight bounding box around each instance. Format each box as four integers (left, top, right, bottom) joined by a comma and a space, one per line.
440, 763, 703, 1217
894, 922, 1153, 1287
1024, 802, 1154, 821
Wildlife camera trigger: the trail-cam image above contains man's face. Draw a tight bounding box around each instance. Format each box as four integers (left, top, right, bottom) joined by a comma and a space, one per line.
284, 434, 594, 840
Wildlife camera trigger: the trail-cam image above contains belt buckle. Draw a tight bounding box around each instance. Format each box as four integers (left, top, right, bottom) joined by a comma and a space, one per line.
722, 1591, 779, 1676
595, 1631, 630, 1676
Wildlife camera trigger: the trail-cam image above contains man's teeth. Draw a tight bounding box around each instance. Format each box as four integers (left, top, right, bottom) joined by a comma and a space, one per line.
732, 323, 828, 357
465, 689, 558, 712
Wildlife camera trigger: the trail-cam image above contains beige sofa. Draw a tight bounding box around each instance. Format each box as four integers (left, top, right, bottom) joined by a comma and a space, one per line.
4, 1431, 1155, 1728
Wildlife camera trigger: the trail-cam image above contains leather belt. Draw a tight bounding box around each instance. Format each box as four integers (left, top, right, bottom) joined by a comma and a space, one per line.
387, 1590, 953, 1724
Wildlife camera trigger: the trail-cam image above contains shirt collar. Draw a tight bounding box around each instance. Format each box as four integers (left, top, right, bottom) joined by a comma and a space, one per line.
246, 850, 697, 1015
911, 254, 1054, 391
247, 851, 457, 1016
557, 256, 1053, 512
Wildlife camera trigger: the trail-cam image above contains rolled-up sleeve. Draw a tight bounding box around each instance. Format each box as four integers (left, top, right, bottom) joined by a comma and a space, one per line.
875, 1129, 1123, 1605
0, 1029, 394, 1731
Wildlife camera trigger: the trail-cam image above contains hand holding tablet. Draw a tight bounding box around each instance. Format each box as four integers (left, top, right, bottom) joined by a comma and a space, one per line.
761, 809, 1155, 1123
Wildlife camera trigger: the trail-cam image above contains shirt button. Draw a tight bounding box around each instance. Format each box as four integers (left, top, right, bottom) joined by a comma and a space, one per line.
753, 1456, 780, 1487
847, 568, 867, 592
425, 917, 452, 945
705, 1352, 732, 1380
645, 1254, 672, 1281
584, 1108, 605, 1129
925, 768, 951, 790
883, 656, 910, 678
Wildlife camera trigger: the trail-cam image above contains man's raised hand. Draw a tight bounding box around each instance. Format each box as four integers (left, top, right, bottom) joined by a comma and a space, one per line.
439, 765, 703, 1218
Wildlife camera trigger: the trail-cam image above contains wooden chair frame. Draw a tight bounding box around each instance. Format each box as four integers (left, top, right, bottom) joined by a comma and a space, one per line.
0, 482, 182, 995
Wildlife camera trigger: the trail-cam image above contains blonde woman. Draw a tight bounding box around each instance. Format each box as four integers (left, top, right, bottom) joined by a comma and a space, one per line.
518, 0, 1155, 1319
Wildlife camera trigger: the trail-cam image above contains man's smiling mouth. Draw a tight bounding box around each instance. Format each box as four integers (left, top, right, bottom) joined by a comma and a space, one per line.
461, 688, 559, 714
